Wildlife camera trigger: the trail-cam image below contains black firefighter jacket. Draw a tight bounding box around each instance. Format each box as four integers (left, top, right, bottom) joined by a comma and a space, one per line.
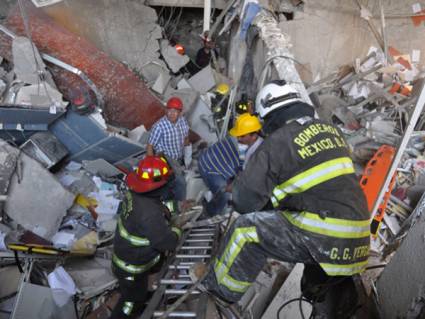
232, 117, 370, 276
113, 190, 179, 270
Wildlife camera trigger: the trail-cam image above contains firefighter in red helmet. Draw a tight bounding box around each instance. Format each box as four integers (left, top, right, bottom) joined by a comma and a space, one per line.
110, 156, 182, 318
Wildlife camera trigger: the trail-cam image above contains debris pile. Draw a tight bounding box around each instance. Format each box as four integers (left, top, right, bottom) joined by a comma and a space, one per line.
1, 0, 425, 317
309, 44, 425, 265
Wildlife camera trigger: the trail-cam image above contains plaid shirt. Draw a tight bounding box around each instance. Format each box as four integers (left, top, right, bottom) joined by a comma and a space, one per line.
148, 116, 189, 160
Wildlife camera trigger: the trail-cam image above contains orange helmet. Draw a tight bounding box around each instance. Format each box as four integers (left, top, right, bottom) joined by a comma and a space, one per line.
166, 97, 183, 111
175, 44, 185, 55
126, 156, 172, 193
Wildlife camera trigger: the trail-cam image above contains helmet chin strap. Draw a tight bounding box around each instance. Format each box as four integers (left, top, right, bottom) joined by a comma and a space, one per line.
262, 102, 315, 135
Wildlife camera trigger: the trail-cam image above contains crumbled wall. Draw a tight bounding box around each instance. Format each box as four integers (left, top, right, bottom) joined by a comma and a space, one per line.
0, 0, 17, 21
41, 0, 165, 72
281, 0, 425, 82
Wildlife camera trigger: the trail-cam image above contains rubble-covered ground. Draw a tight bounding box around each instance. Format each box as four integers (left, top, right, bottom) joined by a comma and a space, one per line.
2, 0, 425, 318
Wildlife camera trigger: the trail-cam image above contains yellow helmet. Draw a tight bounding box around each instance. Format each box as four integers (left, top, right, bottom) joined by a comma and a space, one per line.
229, 113, 262, 137
215, 83, 230, 96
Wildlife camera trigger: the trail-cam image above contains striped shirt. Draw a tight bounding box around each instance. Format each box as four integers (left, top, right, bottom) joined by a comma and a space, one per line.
148, 116, 189, 160
199, 137, 243, 180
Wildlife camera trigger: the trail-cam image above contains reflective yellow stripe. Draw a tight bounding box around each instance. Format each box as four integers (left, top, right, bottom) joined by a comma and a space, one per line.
272, 157, 355, 207
218, 273, 251, 293
214, 227, 259, 293
118, 218, 150, 246
112, 254, 160, 274
282, 211, 370, 239
122, 301, 134, 315
172, 227, 182, 238
320, 260, 368, 276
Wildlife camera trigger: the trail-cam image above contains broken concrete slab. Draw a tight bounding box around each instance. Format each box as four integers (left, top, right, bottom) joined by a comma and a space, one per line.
128, 124, 149, 145
5, 152, 75, 241
0, 266, 20, 299
160, 39, 190, 73
261, 263, 312, 319
12, 282, 76, 319
139, 62, 169, 87
0, 139, 19, 213
151, 69, 171, 95
64, 256, 117, 299
0, 79, 6, 98
188, 65, 216, 94
12, 36, 49, 85
0, 139, 19, 195
15, 82, 68, 108
20, 131, 68, 168
185, 97, 218, 144
42, 0, 164, 72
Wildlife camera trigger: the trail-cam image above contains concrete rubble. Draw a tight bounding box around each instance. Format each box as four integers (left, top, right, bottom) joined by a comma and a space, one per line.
1, 0, 425, 318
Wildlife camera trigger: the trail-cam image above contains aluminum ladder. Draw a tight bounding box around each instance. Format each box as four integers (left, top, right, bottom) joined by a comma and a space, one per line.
141, 221, 219, 318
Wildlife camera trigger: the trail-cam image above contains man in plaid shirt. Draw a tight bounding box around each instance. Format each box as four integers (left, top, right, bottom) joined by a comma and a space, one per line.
147, 97, 190, 201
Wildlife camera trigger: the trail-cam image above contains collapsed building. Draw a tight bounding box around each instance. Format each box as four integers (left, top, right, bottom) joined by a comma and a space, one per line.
1, 0, 425, 318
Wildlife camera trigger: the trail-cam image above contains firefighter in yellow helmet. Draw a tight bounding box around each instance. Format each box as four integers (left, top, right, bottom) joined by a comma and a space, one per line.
191, 80, 369, 317
198, 113, 263, 216
210, 83, 230, 119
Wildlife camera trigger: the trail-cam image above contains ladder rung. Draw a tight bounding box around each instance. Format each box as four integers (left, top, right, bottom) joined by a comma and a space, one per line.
160, 279, 193, 285
179, 262, 195, 265
165, 289, 201, 295
185, 239, 214, 243
153, 311, 197, 317
180, 246, 211, 250
169, 265, 191, 269
190, 228, 215, 232
189, 233, 214, 237
176, 254, 210, 259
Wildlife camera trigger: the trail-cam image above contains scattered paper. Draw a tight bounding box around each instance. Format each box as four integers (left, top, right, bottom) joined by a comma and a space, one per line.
412, 50, 421, 63
92, 177, 117, 195
89, 191, 121, 215
51, 231, 76, 249
412, 3, 422, 13
48, 266, 77, 307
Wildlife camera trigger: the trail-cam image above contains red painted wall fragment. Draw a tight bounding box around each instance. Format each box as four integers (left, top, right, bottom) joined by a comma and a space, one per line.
0, 0, 164, 130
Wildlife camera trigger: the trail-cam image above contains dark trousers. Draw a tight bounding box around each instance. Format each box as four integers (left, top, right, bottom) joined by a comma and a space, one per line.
198, 164, 230, 216
110, 268, 149, 319
203, 211, 316, 303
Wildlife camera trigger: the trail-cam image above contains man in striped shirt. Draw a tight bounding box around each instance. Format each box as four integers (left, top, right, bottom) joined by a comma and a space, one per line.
147, 97, 190, 201
198, 113, 262, 216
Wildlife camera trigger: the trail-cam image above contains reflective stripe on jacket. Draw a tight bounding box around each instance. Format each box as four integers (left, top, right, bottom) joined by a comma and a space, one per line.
232, 117, 370, 276
113, 254, 160, 274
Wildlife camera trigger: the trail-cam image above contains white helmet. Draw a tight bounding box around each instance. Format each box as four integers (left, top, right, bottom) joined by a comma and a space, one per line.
255, 80, 302, 119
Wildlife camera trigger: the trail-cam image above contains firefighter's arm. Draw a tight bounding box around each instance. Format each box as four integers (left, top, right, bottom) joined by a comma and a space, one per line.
232, 148, 277, 213
145, 211, 181, 252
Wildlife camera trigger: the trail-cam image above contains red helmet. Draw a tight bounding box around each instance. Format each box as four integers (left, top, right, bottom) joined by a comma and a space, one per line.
166, 97, 183, 111
175, 44, 185, 55
126, 156, 172, 193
